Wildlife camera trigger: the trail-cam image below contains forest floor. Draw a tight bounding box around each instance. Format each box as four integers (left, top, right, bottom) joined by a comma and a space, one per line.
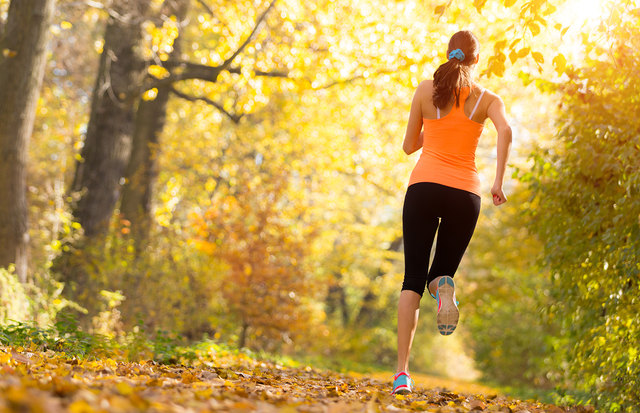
0, 345, 593, 413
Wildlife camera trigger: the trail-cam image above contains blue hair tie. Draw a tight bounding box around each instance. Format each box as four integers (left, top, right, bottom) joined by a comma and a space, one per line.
448, 49, 465, 61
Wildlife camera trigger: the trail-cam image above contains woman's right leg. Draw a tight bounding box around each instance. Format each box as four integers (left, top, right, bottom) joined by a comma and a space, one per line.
427, 187, 481, 295
398, 183, 439, 373
426, 186, 481, 334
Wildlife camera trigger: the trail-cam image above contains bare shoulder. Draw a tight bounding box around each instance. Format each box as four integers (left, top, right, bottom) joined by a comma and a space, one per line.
417, 79, 434, 95
418, 79, 434, 88
478, 88, 510, 128
479, 88, 505, 109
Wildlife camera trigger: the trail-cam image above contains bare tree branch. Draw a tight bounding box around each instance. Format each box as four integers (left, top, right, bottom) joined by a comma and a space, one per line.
220, 0, 277, 71
245, 68, 289, 78
195, 0, 216, 17
166, 60, 289, 78
145, 60, 289, 89
225, 65, 289, 78
169, 86, 243, 123
163, 61, 223, 83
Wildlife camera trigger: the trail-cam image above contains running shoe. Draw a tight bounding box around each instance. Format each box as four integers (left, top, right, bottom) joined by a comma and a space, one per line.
391, 371, 415, 395
435, 276, 459, 336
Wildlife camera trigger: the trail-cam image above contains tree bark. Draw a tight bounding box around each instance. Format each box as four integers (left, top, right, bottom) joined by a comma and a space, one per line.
120, 0, 189, 246
69, 0, 150, 238
239, 321, 249, 349
119, 85, 169, 244
0, 0, 55, 282
326, 282, 349, 326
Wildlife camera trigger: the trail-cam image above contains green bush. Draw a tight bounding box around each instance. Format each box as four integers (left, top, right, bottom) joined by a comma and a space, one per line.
0, 267, 29, 324
460, 187, 558, 388
52, 223, 227, 339
525, 8, 640, 411
1, 266, 78, 327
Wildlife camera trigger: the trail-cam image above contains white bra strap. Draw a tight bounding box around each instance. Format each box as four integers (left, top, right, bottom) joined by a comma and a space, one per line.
436, 107, 440, 119
469, 88, 485, 119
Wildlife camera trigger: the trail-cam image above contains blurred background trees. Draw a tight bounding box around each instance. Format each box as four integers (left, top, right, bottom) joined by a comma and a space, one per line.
0, 0, 55, 282
0, 0, 638, 410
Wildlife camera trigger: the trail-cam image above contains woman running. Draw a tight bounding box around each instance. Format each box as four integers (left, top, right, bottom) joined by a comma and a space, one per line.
392, 30, 513, 395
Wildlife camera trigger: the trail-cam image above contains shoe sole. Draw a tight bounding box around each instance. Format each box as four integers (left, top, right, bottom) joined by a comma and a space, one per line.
392, 388, 411, 395
437, 276, 458, 336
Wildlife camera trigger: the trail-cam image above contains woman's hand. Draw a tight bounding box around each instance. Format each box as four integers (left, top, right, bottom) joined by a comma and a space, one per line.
491, 183, 507, 206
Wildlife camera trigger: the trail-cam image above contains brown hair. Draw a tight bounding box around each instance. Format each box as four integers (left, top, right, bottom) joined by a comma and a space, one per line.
433, 30, 479, 109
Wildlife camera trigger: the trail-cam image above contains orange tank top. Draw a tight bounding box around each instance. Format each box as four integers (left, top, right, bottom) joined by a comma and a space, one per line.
408, 86, 484, 197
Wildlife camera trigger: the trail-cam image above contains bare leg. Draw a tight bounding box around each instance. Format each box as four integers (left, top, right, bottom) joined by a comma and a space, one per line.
396, 290, 421, 373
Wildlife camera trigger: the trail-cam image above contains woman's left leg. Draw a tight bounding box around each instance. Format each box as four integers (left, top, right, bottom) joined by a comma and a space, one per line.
396, 289, 421, 374
398, 183, 440, 374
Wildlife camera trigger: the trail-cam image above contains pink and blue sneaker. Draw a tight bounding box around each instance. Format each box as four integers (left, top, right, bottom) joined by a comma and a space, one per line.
391, 371, 415, 395
434, 276, 459, 335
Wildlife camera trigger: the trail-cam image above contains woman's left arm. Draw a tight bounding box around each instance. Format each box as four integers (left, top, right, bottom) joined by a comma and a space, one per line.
402, 85, 424, 155
487, 95, 513, 206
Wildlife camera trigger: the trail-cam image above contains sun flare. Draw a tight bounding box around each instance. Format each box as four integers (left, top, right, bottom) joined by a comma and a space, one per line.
555, 0, 609, 28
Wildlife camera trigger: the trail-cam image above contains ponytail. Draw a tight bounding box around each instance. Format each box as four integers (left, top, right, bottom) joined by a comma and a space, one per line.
433, 31, 479, 109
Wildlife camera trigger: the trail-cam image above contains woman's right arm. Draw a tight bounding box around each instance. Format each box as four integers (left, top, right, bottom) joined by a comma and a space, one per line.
487, 95, 513, 206
402, 83, 425, 155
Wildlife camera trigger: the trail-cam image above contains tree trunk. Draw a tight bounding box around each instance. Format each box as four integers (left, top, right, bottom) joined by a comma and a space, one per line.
0, 0, 55, 282
239, 321, 249, 349
70, 0, 150, 238
326, 279, 349, 326
119, 85, 168, 244
53, 0, 150, 321
120, 0, 189, 246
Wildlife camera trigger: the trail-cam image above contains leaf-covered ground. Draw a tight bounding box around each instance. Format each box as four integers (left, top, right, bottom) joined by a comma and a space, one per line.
0, 345, 592, 412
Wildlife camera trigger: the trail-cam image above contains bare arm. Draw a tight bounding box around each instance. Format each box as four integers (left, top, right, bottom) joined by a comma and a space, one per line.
486, 96, 513, 206
402, 85, 424, 155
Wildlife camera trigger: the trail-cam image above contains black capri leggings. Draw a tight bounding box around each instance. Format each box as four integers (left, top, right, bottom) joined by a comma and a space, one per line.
402, 182, 481, 297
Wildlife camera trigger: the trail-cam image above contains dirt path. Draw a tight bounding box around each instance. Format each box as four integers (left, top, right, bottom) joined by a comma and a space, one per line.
0, 346, 591, 412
